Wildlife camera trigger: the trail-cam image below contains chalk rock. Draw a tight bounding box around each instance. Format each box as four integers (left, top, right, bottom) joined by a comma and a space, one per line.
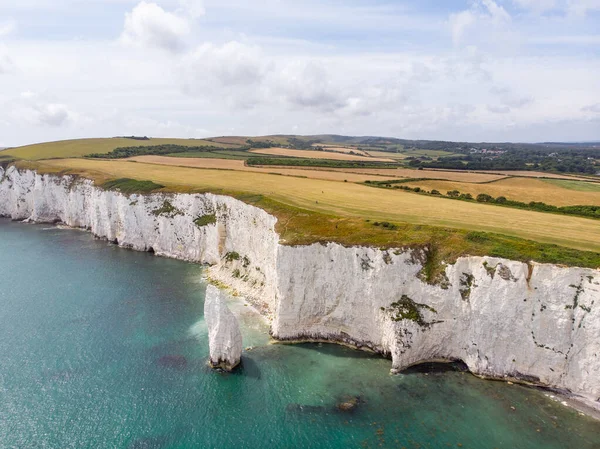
204, 285, 242, 371
2, 166, 600, 411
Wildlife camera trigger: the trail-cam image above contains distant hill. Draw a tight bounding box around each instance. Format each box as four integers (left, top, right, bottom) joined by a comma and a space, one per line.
540, 142, 600, 147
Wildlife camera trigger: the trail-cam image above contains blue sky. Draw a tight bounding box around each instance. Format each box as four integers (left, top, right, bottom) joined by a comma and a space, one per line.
0, 0, 599, 146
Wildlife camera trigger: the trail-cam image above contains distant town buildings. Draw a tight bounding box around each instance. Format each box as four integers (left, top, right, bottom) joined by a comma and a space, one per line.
469, 148, 506, 155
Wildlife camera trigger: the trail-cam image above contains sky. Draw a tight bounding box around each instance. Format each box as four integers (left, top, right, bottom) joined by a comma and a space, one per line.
0, 0, 599, 147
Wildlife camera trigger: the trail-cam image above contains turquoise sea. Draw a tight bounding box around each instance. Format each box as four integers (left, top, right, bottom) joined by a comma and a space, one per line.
1, 218, 599, 449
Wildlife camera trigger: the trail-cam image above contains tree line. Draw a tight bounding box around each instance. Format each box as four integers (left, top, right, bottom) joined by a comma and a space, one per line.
365, 180, 600, 220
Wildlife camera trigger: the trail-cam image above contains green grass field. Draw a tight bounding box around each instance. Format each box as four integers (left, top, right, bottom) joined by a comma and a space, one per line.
401, 149, 457, 158
3, 138, 236, 160
543, 179, 600, 192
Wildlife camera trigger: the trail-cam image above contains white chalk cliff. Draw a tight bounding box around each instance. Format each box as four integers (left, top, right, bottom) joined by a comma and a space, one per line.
204, 285, 243, 371
1, 166, 599, 411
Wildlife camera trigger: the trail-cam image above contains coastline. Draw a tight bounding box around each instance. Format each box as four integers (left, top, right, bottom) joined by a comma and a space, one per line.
1, 165, 599, 420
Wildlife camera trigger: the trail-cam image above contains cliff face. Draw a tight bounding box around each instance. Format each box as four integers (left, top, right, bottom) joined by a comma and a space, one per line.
274, 244, 599, 403
204, 285, 243, 371
1, 166, 599, 409
0, 166, 280, 312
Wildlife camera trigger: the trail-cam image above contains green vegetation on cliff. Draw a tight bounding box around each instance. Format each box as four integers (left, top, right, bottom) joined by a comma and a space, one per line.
10, 159, 600, 278
101, 178, 164, 194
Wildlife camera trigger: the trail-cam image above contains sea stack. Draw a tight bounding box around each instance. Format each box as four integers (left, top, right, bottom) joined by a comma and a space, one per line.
204, 285, 243, 371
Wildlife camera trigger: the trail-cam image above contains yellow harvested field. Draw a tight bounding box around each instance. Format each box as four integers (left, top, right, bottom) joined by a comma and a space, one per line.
249, 147, 395, 162
273, 167, 507, 183
130, 156, 507, 184
37, 158, 600, 252
365, 151, 406, 160
430, 169, 595, 182
3, 137, 227, 160
144, 155, 506, 183
313, 144, 370, 157
128, 156, 391, 182
400, 177, 600, 206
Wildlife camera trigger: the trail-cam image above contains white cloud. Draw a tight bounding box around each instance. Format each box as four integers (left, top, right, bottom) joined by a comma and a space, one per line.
7, 90, 81, 127
0, 1, 598, 145
532, 34, 600, 44
120, 1, 191, 52
273, 60, 348, 112
177, 0, 205, 19
449, 0, 511, 47
0, 45, 14, 74
0, 19, 17, 37
182, 43, 406, 115
120, 115, 209, 136
449, 10, 477, 45
567, 0, 600, 17
582, 103, 600, 113
0, 54, 13, 74
0, 20, 17, 74
488, 104, 511, 113
11, 101, 79, 127
514, 0, 600, 16
481, 0, 511, 23
179, 40, 275, 111
512, 0, 557, 13
183, 41, 266, 88
35, 103, 76, 126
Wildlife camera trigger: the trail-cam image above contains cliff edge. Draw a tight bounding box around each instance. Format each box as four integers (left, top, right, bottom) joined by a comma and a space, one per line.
1, 165, 598, 412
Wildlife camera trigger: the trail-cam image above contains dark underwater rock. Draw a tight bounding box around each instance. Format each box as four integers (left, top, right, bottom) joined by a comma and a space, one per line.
336, 396, 361, 412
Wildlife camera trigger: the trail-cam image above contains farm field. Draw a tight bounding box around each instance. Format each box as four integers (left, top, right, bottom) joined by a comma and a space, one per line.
165, 150, 252, 160
304, 167, 507, 183
397, 178, 600, 207
128, 156, 391, 182
205, 136, 249, 146
2, 137, 230, 160
365, 150, 407, 160
249, 147, 395, 162
312, 144, 370, 157
430, 168, 597, 182
28, 158, 600, 253
207, 135, 292, 146
543, 179, 600, 192
130, 156, 509, 183
402, 149, 457, 158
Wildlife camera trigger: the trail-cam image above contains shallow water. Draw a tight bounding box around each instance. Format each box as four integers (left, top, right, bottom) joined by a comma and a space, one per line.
0, 219, 599, 449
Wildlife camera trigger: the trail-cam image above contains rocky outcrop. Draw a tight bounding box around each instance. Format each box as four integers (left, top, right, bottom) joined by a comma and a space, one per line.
204, 285, 243, 371
1, 165, 599, 411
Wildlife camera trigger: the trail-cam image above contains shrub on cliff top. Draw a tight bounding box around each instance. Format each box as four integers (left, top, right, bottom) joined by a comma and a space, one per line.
101, 178, 164, 194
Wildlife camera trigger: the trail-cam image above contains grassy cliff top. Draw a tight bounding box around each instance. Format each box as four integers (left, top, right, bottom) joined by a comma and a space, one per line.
11, 159, 600, 276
